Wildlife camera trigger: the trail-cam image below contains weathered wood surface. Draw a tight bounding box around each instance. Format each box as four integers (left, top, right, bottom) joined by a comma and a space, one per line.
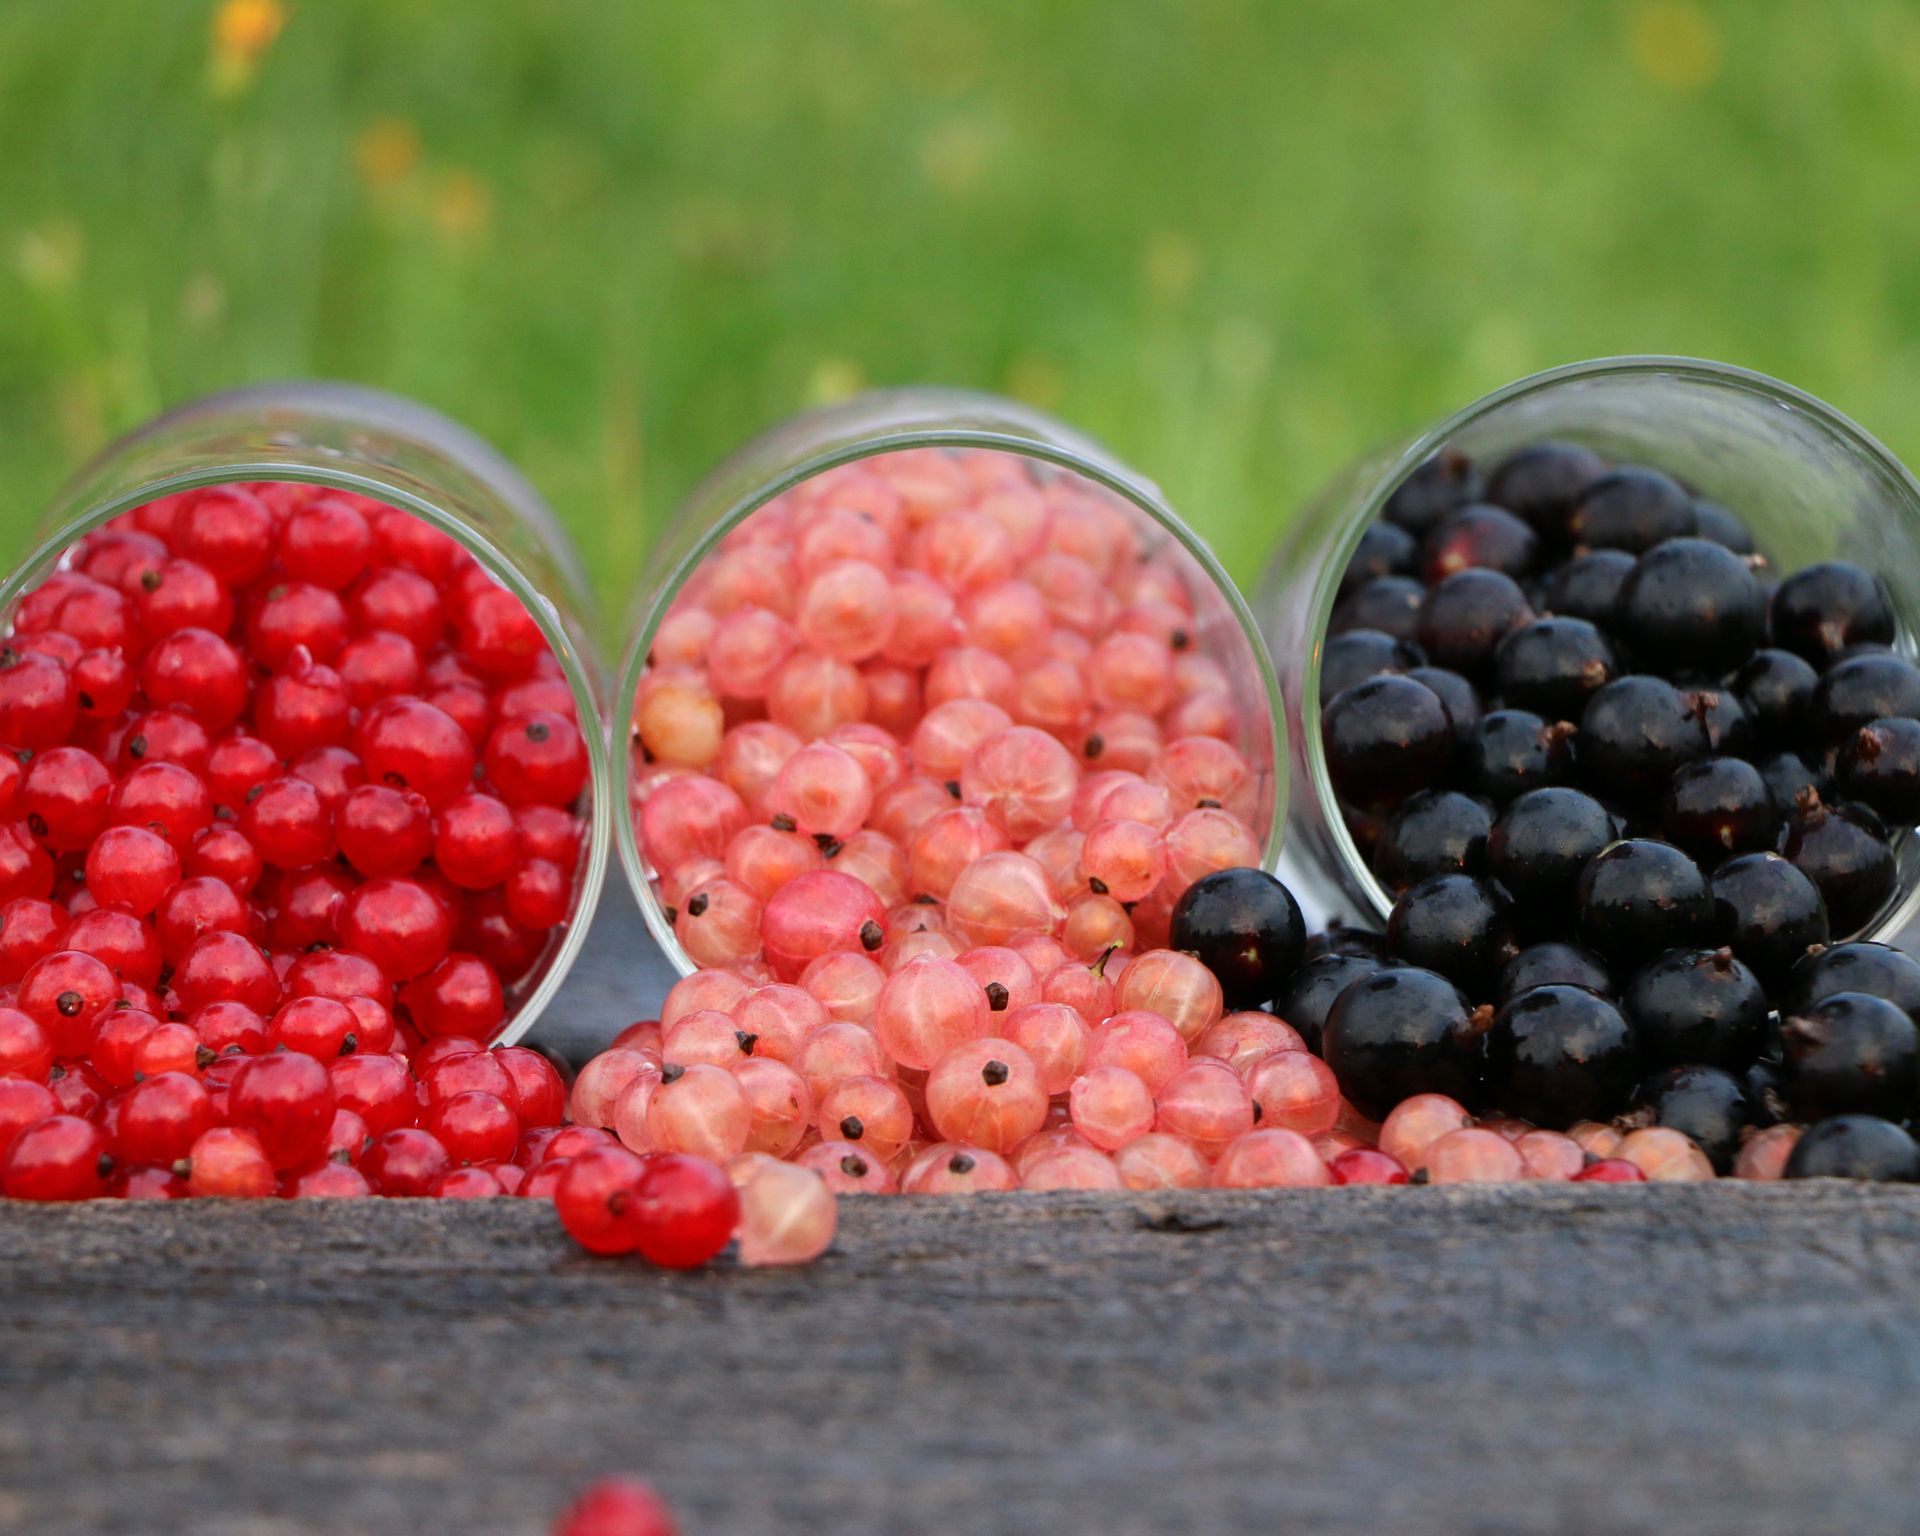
5, 1184, 1920, 1536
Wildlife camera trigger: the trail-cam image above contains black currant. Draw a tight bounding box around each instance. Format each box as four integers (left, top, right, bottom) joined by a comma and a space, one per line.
1384, 873, 1515, 994
1496, 941, 1614, 1004
1168, 867, 1306, 1010
1484, 786, 1617, 920
1621, 946, 1768, 1071
1340, 521, 1419, 596
1689, 499, 1756, 554
1835, 716, 1920, 823
1768, 560, 1896, 666
1461, 709, 1578, 804
1274, 950, 1383, 1054
1322, 965, 1485, 1119
1807, 653, 1920, 743
1406, 666, 1480, 747
1321, 629, 1425, 700
1784, 1114, 1920, 1181
1372, 789, 1494, 894
1414, 568, 1533, 677
1680, 684, 1754, 758
1492, 617, 1617, 721
1731, 648, 1818, 750
1789, 940, 1920, 1020
1421, 504, 1540, 584
1331, 576, 1424, 641
1708, 851, 1830, 989
1484, 983, 1638, 1128
1629, 1064, 1749, 1173
1575, 838, 1713, 967
1615, 538, 1765, 676
1578, 675, 1709, 803
1485, 440, 1608, 536
1567, 466, 1697, 553
1754, 750, 1831, 819
1384, 447, 1483, 538
1539, 549, 1635, 626
1662, 756, 1775, 866
1779, 790, 1896, 937
1322, 674, 1456, 812
1779, 991, 1919, 1120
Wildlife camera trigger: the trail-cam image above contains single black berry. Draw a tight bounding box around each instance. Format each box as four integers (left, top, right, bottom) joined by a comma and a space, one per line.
1578, 675, 1709, 804
1406, 667, 1480, 746
1322, 966, 1485, 1119
1622, 946, 1768, 1071
1789, 940, 1920, 1020
1768, 560, 1896, 665
1414, 569, 1533, 677
1493, 617, 1617, 721
1779, 791, 1896, 937
1331, 576, 1424, 641
1384, 874, 1515, 993
1371, 790, 1493, 894
1340, 521, 1420, 596
1321, 629, 1426, 700
1568, 466, 1697, 553
1383, 447, 1483, 538
1274, 951, 1383, 1054
1575, 838, 1713, 967
1783, 1114, 1920, 1181
1485, 787, 1617, 920
1779, 991, 1919, 1120
1615, 538, 1765, 676
1731, 648, 1819, 750
1754, 750, 1831, 819
1807, 653, 1920, 742
1168, 867, 1306, 1010
1461, 709, 1578, 804
1321, 674, 1455, 812
1484, 983, 1638, 1128
1681, 685, 1755, 757
1835, 716, 1920, 822
1421, 504, 1540, 584
1539, 549, 1635, 626
1708, 851, 1829, 989
1630, 1064, 1750, 1173
1689, 500, 1756, 554
1497, 942, 1613, 1004
1661, 756, 1774, 866
1485, 440, 1607, 536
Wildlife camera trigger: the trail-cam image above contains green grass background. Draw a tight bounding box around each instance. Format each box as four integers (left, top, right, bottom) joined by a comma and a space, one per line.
3, 0, 1919, 619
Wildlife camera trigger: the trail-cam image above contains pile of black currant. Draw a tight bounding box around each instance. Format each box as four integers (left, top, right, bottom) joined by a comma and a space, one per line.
1300, 441, 1920, 1182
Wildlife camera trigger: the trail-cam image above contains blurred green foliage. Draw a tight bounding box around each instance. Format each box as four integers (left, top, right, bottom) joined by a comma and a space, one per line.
3, 0, 1920, 618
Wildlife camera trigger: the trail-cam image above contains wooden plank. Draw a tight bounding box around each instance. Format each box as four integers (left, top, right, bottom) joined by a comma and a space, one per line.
4, 1184, 1919, 1535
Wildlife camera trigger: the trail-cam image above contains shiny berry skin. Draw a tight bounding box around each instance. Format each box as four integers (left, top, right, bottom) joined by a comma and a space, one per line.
1790, 940, 1920, 1019
1321, 629, 1425, 702
1414, 568, 1532, 677
1768, 560, 1896, 665
1386, 873, 1513, 994
360, 1127, 453, 1196
1835, 717, 1920, 823
483, 710, 587, 807
1574, 1157, 1647, 1183
355, 696, 475, 809
1273, 951, 1382, 1054
1567, 466, 1696, 553
266, 996, 361, 1060
336, 783, 434, 878
1332, 577, 1423, 641
1485, 787, 1616, 921
1493, 617, 1616, 721
114, 1071, 215, 1165
1340, 522, 1418, 594
1755, 750, 1829, 819
1780, 991, 1918, 1121
19, 948, 120, 1055
1383, 448, 1482, 538
550, 1476, 681, 1536
83, 824, 181, 915
555, 1144, 650, 1253
629, 1151, 742, 1268
140, 627, 249, 730
1630, 1064, 1749, 1173
1578, 676, 1709, 804
1615, 538, 1765, 677
1540, 549, 1635, 626
1372, 790, 1492, 894
1421, 503, 1539, 584
173, 930, 281, 1014
1485, 440, 1606, 533
338, 878, 453, 981
0, 1005, 53, 1081
229, 1050, 335, 1170
0, 898, 72, 984
433, 791, 520, 889
110, 759, 214, 849
21, 745, 113, 850
1329, 1147, 1410, 1185
1662, 757, 1774, 866
0, 648, 80, 749
1496, 942, 1612, 1003
496, 1045, 568, 1127
425, 1089, 520, 1164
2, 1113, 110, 1200
1707, 852, 1829, 988
1779, 792, 1895, 937
1460, 710, 1576, 805
1807, 653, 1920, 743
1783, 1114, 1920, 1181
1485, 983, 1636, 1128
1167, 867, 1305, 1010
1575, 839, 1713, 967
240, 776, 335, 870
1322, 965, 1482, 1120
1321, 674, 1454, 812
403, 953, 506, 1041
1732, 648, 1819, 750
1622, 945, 1767, 1072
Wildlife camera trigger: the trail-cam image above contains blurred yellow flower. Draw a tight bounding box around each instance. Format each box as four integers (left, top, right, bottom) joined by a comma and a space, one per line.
355, 118, 421, 193
432, 171, 494, 242
209, 0, 287, 97
807, 358, 867, 405
1627, 0, 1723, 91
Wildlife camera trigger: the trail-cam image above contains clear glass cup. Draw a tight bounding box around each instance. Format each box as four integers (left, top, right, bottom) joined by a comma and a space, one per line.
1257, 355, 1920, 939
617, 387, 1286, 976
0, 381, 611, 1045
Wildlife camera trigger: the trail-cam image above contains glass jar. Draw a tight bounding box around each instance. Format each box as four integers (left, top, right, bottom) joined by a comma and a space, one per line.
0, 381, 610, 1045
617, 388, 1285, 978
1258, 355, 1920, 939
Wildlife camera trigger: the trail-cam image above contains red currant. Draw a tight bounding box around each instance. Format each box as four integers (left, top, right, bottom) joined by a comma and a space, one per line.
64, 906, 164, 988
629, 1152, 740, 1269
328, 1052, 417, 1136
240, 776, 335, 869
285, 1163, 373, 1197
83, 824, 182, 916
114, 1071, 215, 1164
172, 929, 281, 1015
267, 995, 362, 1059
550, 1477, 680, 1536
424, 1089, 519, 1163
21, 745, 112, 850
337, 784, 433, 878
433, 791, 518, 889
71, 647, 137, 718
128, 557, 232, 638
155, 876, 251, 964
140, 627, 249, 730
0, 1005, 53, 1081
338, 877, 453, 980
109, 759, 214, 849
349, 567, 445, 651
265, 865, 353, 951
554, 1144, 650, 1254
229, 1050, 334, 1169
0, 648, 79, 749
185, 1126, 277, 1197
495, 1045, 567, 1127
185, 825, 264, 894
254, 659, 352, 756
402, 952, 505, 1040
19, 948, 119, 1055
337, 629, 422, 706
2, 1112, 109, 1200
361, 1127, 452, 1196
504, 858, 571, 929
0, 896, 71, 982
174, 485, 275, 586
247, 582, 349, 670
482, 710, 587, 807
284, 947, 394, 1009
280, 495, 374, 590
0, 1077, 58, 1153
110, 1164, 188, 1199
116, 708, 213, 776
189, 999, 269, 1055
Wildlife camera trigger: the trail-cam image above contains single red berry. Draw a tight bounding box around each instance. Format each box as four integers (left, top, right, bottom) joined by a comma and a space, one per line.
492, 676, 576, 723
184, 825, 264, 895
549, 1476, 680, 1536
428, 682, 491, 745
356, 697, 475, 809
20, 745, 112, 851
173, 929, 282, 1016
555, 1144, 650, 1254
71, 648, 137, 719
541, 1125, 616, 1163
1330, 1147, 1412, 1185
2, 1112, 109, 1200
114, 1071, 215, 1164
127, 556, 232, 638
349, 567, 446, 651
0, 1006, 53, 1082
323, 1105, 372, 1162
110, 1164, 188, 1199
229, 1050, 334, 1170
46, 1064, 105, 1120
0, 748, 26, 819
328, 1053, 417, 1136
36, 575, 134, 651
433, 791, 519, 889
425, 1089, 519, 1164
240, 776, 335, 869
141, 627, 249, 730
125, 1019, 205, 1081
482, 711, 587, 808
337, 784, 433, 878
268, 995, 362, 1059
340, 994, 397, 1054
266, 865, 354, 952
519, 1156, 571, 1199
496, 1045, 567, 1127
90, 1008, 163, 1088
504, 858, 571, 931
460, 888, 545, 983
115, 707, 213, 776
285, 1162, 373, 1197
629, 1152, 741, 1269
454, 584, 543, 681
515, 804, 583, 866
247, 582, 350, 670
284, 947, 394, 1009
429, 1164, 506, 1198
412, 1034, 486, 1076
174, 485, 274, 586
289, 744, 368, 814
361, 1127, 452, 1196
204, 734, 282, 816
337, 629, 423, 707
83, 825, 181, 916
0, 897, 71, 983
0, 823, 55, 905
402, 952, 505, 1041
0, 1077, 57, 1157
421, 1047, 518, 1109
185, 1126, 278, 1197
155, 876, 251, 964
109, 759, 214, 849
0, 649, 79, 750
189, 999, 269, 1056
371, 505, 462, 579
64, 906, 164, 988
19, 948, 119, 1055
254, 659, 352, 757
280, 495, 374, 591
1575, 1157, 1649, 1183
338, 877, 453, 981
